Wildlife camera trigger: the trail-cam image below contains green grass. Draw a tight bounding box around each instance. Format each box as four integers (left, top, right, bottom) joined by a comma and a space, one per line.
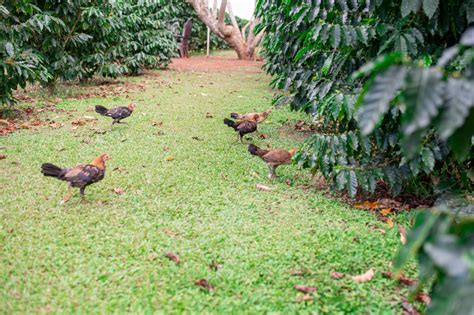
1, 66, 415, 314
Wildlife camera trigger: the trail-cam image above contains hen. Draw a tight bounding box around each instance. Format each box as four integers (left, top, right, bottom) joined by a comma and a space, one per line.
95, 103, 135, 130
41, 154, 111, 203
248, 144, 295, 179
223, 118, 257, 142
230, 108, 272, 123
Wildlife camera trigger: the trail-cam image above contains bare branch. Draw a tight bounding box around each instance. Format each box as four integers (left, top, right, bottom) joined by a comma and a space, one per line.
226, 1, 241, 34
212, 0, 217, 20
218, 0, 227, 25
241, 21, 251, 42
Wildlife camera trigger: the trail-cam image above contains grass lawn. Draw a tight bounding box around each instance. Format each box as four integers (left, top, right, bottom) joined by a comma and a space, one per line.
0, 60, 415, 313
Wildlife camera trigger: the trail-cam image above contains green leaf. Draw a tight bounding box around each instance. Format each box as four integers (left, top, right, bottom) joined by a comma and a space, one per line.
421, 147, 435, 172
402, 68, 444, 136
322, 52, 334, 75
423, 0, 439, 19
5, 42, 14, 57
448, 108, 474, 161
394, 210, 439, 272
401, 0, 421, 17
357, 65, 407, 135
346, 170, 357, 197
331, 24, 341, 48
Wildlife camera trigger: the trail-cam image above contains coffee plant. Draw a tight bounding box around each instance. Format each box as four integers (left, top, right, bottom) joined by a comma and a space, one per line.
256, 0, 473, 197
1, 0, 179, 104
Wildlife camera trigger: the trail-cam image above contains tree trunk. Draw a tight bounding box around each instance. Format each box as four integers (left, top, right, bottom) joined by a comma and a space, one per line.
186, 0, 264, 60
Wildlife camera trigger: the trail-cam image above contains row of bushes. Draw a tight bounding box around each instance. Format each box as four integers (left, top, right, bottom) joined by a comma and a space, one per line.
256, 0, 473, 313
1, 0, 179, 105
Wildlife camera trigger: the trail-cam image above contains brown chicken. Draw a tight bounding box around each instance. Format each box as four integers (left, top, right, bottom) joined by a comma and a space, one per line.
248, 144, 296, 179
224, 118, 257, 142
230, 108, 273, 123
41, 154, 111, 203
95, 103, 135, 130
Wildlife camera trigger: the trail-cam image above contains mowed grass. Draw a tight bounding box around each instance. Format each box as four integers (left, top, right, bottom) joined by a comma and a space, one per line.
1, 64, 414, 313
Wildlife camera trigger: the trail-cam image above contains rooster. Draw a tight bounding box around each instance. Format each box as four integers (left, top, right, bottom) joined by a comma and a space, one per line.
95, 103, 135, 130
223, 118, 257, 142
41, 154, 111, 203
248, 144, 296, 179
230, 108, 272, 124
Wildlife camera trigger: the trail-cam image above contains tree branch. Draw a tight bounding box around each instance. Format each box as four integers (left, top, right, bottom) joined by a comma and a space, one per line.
226, 1, 241, 34
212, 0, 217, 20
241, 21, 251, 42
218, 0, 227, 25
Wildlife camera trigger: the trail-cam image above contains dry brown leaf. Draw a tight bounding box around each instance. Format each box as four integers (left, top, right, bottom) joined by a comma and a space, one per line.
151, 121, 163, 127
195, 279, 214, 291
20, 123, 30, 129
415, 293, 431, 305
354, 201, 379, 209
386, 218, 394, 228
256, 184, 272, 192
382, 271, 393, 279
205, 112, 213, 118
165, 252, 180, 264
165, 156, 174, 161
331, 272, 345, 279
0, 119, 9, 127
399, 275, 417, 286
72, 119, 87, 126
259, 134, 269, 139
380, 208, 392, 216
112, 188, 125, 195
401, 301, 420, 315
398, 224, 407, 245
352, 269, 375, 283
0, 154, 6, 160
294, 285, 317, 293
296, 294, 313, 302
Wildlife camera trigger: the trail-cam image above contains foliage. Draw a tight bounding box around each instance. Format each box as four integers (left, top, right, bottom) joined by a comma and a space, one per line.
394, 197, 474, 314
256, 0, 473, 197
1, 0, 178, 105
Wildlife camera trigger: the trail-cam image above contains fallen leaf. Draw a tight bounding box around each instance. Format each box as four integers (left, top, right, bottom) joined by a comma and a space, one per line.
195, 279, 214, 291
296, 294, 313, 302
331, 272, 345, 279
259, 134, 269, 139
386, 218, 394, 228
0, 119, 9, 127
205, 112, 213, 118
147, 253, 159, 261
72, 119, 87, 126
415, 293, 431, 305
112, 188, 125, 195
354, 201, 379, 209
380, 208, 392, 216
352, 269, 374, 283
165, 252, 180, 264
399, 275, 417, 286
81, 139, 92, 144
398, 224, 407, 245
151, 121, 163, 127
293, 285, 317, 293
0, 154, 6, 160
20, 123, 30, 129
381, 271, 393, 279
401, 301, 420, 315
209, 261, 221, 271
165, 156, 174, 161
256, 184, 272, 192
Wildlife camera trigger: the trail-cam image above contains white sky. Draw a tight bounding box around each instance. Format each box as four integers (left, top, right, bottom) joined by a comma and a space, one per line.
209, 0, 256, 20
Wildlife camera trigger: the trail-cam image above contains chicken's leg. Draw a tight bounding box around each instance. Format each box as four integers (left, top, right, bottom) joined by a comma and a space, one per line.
110, 120, 117, 131
268, 165, 277, 179
79, 187, 87, 203
60, 186, 73, 204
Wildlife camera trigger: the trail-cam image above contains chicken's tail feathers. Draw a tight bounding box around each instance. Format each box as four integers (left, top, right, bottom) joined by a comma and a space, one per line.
41, 163, 63, 178
230, 112, 241, 119
248, 144, 265, 157
95, 105, 109, 116
223, 118, 236, 129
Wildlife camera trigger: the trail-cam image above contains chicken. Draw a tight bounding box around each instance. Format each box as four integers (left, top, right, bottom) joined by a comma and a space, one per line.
41, 154, 111, 203
248, 144, 296, 179
230, 108, 272, 123
223, 118, 257, 142
95, 103, 135, 130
